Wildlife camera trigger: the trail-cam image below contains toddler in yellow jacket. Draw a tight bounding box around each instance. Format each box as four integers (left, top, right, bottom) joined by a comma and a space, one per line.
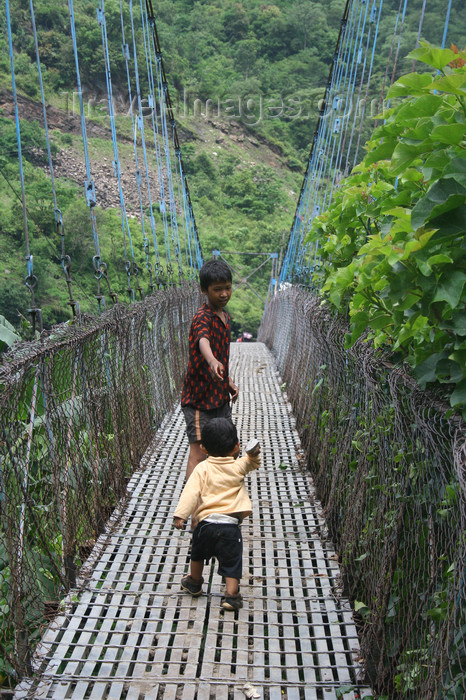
174, 417, 260, 611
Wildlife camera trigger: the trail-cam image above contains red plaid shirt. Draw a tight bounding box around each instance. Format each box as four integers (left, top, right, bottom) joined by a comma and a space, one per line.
181, 303, 231, 410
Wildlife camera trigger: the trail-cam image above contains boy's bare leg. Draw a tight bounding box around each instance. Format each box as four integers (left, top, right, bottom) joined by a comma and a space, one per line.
190, 560, 204, 581
186, 441, 204, 480
225, 577, 239, 596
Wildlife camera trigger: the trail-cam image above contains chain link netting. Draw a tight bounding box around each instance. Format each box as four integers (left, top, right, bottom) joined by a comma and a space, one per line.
259, 286, 466, 699
0, 283, 201, 685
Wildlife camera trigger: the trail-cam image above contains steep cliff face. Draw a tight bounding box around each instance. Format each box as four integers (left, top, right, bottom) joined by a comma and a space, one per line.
0, 86, 298, 216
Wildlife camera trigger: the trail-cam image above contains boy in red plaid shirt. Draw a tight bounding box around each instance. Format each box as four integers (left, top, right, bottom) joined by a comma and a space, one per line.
181, 259, 239, 488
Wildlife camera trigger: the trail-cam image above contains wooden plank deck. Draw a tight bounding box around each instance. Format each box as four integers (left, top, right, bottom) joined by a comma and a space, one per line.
15, 343, 372, 700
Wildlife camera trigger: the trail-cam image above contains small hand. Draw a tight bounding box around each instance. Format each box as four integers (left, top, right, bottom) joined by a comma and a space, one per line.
174, 517, 185, 530
229, 380, 239, 403
209, 359, 225, 381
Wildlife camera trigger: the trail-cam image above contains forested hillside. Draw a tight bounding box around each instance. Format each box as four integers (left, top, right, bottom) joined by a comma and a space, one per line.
0, 0, 464, 336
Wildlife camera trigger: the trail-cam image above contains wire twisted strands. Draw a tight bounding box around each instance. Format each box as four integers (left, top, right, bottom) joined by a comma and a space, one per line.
258, 287, 466, 699
12, 343, 371, 699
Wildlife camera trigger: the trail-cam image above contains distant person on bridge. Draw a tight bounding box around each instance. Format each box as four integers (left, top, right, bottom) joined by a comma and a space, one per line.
181, 259, 239, 516
174, 418, 260, 611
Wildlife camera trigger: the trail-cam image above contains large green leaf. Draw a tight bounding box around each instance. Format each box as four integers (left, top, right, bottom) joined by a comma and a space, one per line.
387, 72, 433, 98
406, 44, 458, 71
432, 271, 466, 309
450, 378, 466, 411
427, 73, 466, 96
390, 142, 425, 176
365, 139, 396, 165
411, 179, 466, 229
422, 150, 451, 180
395, 94, 444, 121
442, 157, 466, 188
413, 353, 442, 387
0, 320, 20, 350
345, 310, 369, 348
429, 206, 466, 238
430, 123, 465, 145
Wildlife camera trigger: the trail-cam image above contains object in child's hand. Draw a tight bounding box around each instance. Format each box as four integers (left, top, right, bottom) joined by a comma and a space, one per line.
245, 438, 260, 456
242, 682, 261, 699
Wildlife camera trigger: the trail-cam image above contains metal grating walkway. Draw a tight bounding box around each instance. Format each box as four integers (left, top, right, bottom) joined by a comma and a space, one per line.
15, 343, 372, 700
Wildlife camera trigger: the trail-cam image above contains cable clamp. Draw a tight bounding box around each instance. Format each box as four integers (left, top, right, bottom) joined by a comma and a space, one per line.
85, 180, 96, 207
25, 254, 34, 277
93, 255, 103, 279
54, 207, 64, 227
122, 43, 130, 60
24, 273, 38, 290
96, 7, 104, 26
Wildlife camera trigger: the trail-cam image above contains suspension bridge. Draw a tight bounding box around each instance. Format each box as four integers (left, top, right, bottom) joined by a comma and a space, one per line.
1, 1, 465, 699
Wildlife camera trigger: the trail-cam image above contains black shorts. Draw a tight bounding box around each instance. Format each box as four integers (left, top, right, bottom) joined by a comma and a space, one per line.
190, 521, 243, 580
182, 403, 232, 444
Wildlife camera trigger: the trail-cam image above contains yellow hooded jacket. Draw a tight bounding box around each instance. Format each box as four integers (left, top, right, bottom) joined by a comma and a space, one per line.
174, 453, 261, 522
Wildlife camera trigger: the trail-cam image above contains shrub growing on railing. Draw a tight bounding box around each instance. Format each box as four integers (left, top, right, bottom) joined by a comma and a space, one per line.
307, 43, 466, 418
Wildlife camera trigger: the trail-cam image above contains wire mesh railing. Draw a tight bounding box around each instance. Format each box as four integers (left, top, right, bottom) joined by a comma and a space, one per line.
0, 283, 201, 686
259, 286, 466, 699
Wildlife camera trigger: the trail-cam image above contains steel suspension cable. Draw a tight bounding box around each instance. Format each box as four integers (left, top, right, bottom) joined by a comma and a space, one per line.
280, 0, 352, 284
67, 0, 116, 311
128, 0, 164, 289
118, 0, 154, 294
378, 0, 404, 113
352, 1, 384, 170
411, 0, 427, 71
98, 0, 141, 302
29, 0, 78, 318
145, 0, 202, 279
5, 0, 42, 334
441, 0, 453, 50
139, 0, 171, 278
296, 0, 361, 277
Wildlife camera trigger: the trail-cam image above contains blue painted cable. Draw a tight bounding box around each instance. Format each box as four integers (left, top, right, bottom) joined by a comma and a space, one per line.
119, 0, 153, 292
98, 0, 139, 301
68, 0, 115, 310
6, 0, 42, 331
29, 0, 79, 316
140, 0, 171, 270
128, 0, 163, 283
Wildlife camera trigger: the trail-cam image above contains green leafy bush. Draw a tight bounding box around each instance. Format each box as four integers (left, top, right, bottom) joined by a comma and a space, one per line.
307, 43, 466, 417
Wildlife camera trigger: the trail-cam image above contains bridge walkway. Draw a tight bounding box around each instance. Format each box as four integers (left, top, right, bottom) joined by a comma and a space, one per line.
15, 343, 371, 700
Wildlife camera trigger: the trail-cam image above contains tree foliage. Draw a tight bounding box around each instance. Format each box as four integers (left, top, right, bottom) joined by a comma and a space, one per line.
307, 44, 466, 416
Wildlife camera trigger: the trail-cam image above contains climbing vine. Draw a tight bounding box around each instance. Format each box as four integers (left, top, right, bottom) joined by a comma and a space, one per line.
307, 43, 466, 417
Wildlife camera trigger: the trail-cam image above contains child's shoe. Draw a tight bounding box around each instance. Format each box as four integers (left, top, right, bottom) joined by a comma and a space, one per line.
181, 575, 204, 596
221, 592, 243, 610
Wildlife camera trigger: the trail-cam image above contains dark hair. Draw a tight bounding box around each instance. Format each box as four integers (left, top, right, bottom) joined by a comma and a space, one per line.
201, 418, 238, 457
199, 259, 232, 291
